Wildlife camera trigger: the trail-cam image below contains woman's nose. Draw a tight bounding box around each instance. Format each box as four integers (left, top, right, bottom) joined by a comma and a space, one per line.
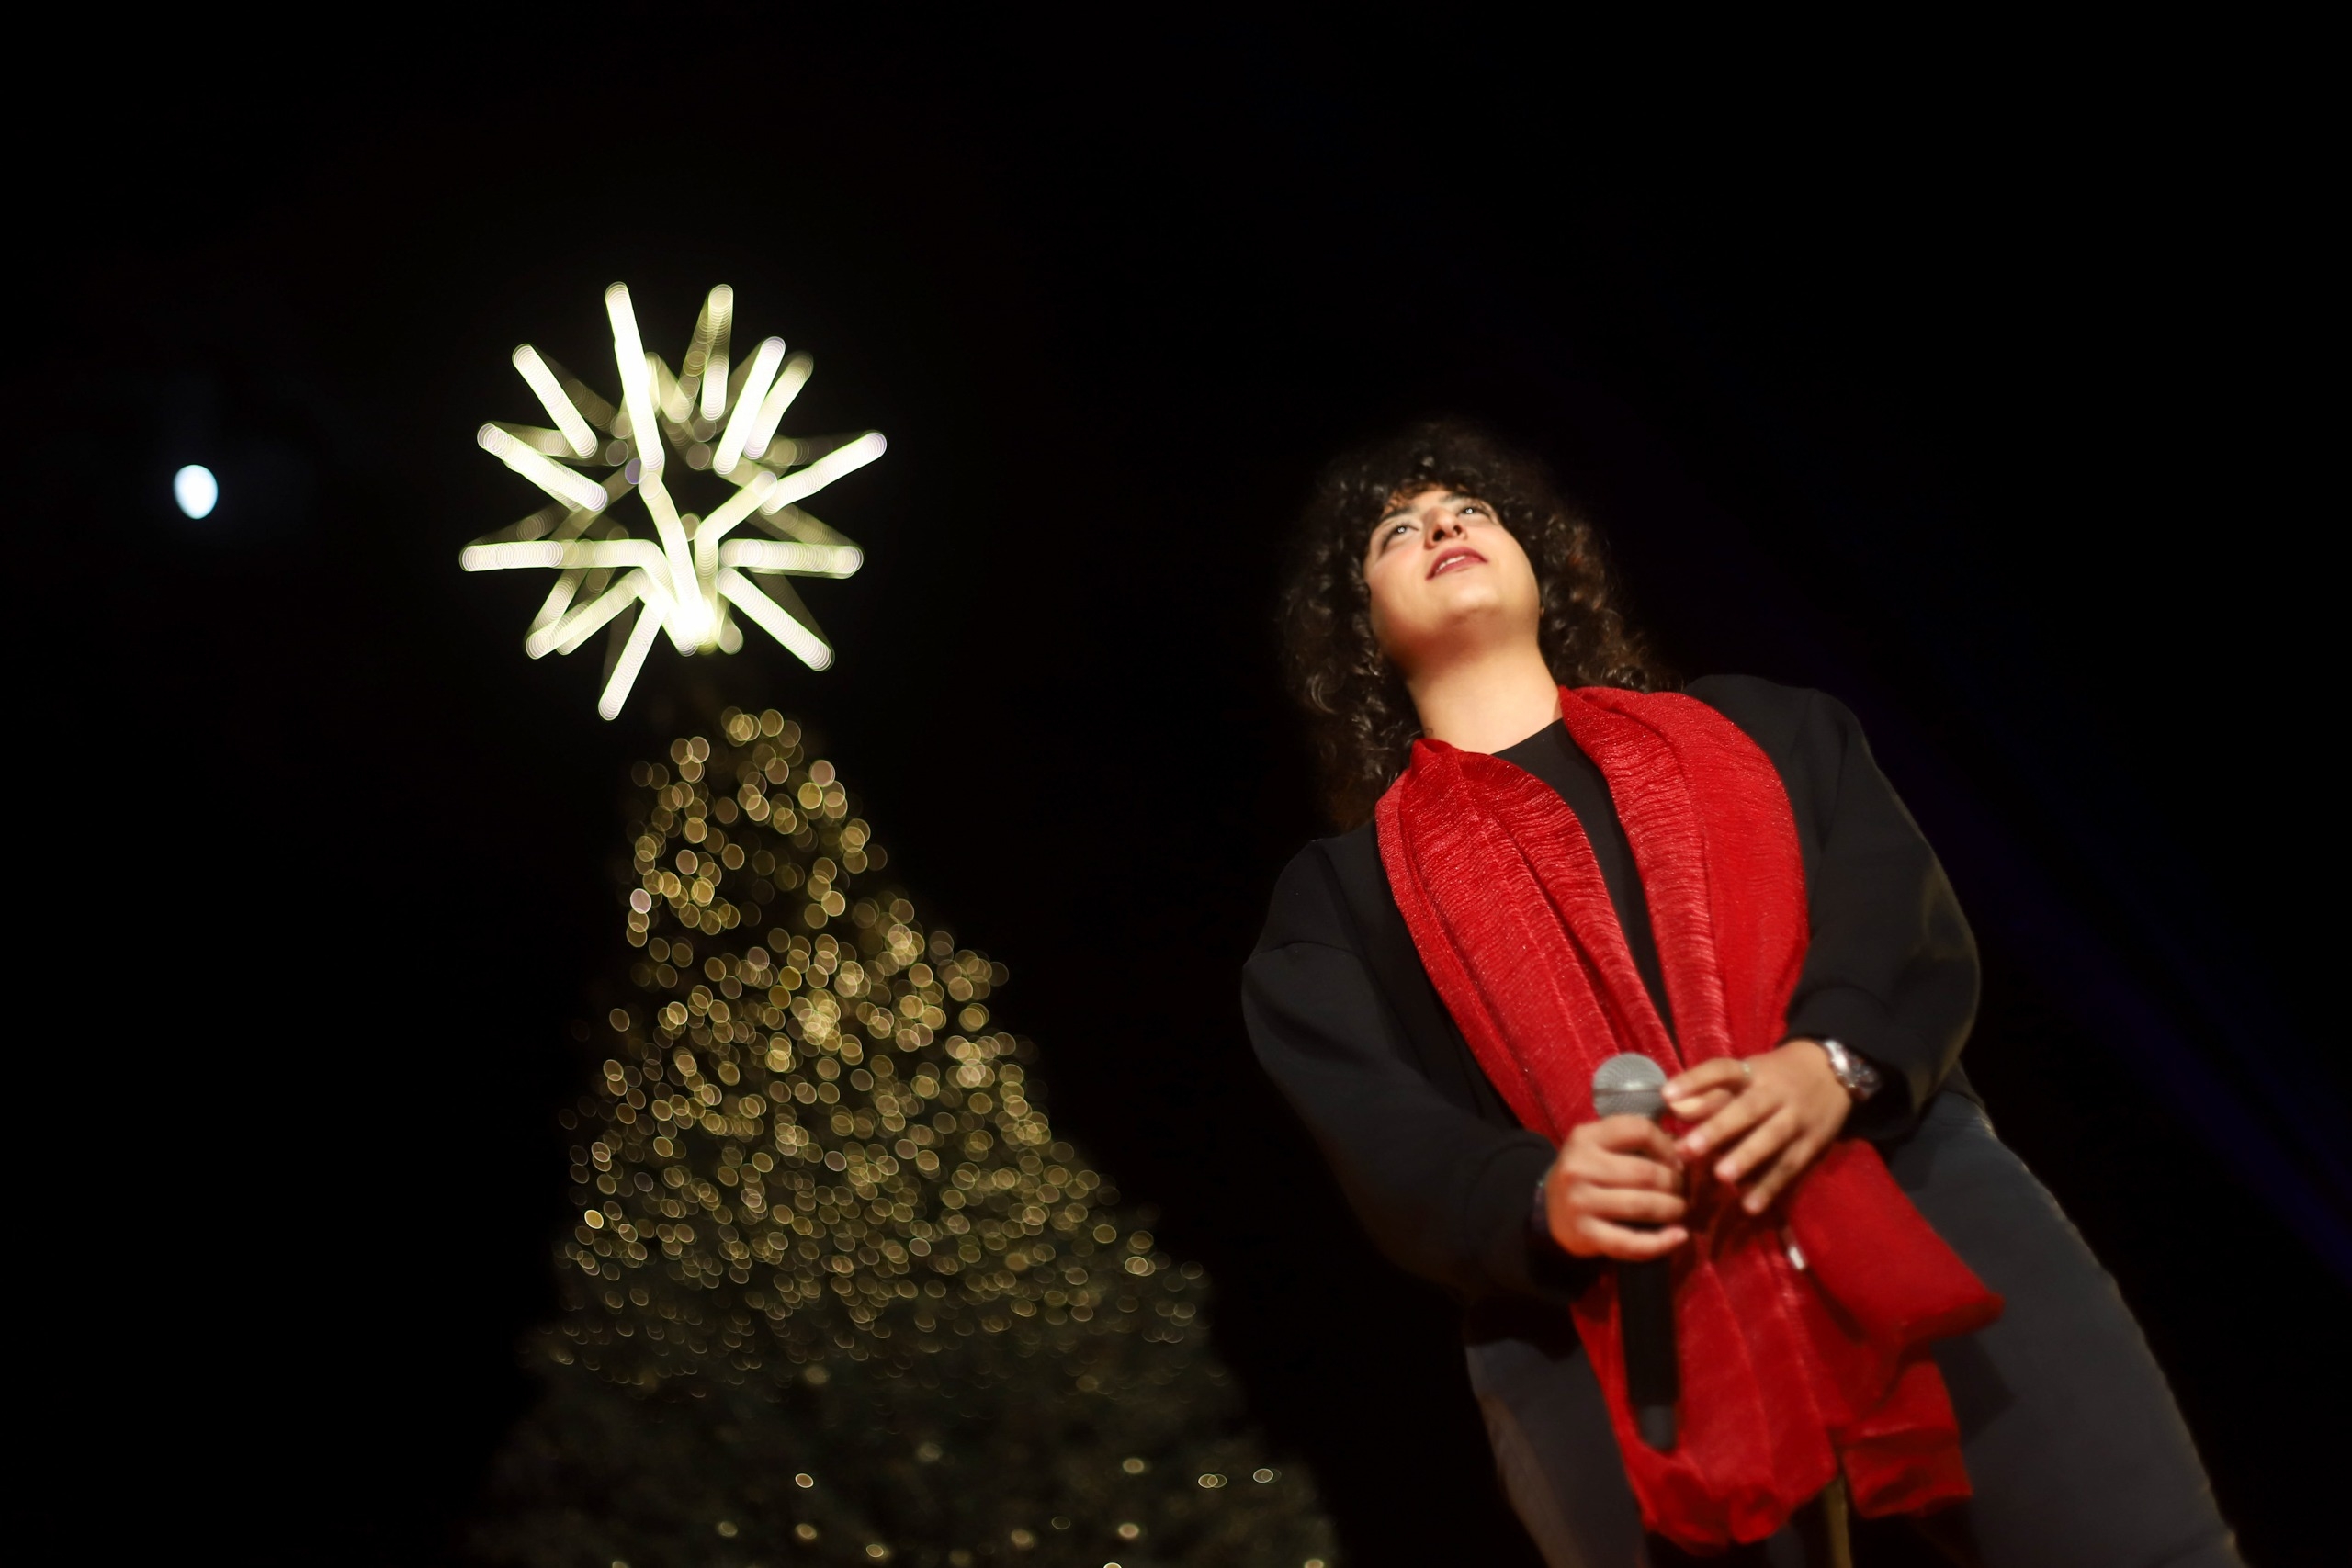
1426, 513, 1465, 544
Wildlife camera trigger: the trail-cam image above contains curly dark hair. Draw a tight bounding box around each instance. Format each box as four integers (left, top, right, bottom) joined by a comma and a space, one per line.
1280, 418, 1669, 827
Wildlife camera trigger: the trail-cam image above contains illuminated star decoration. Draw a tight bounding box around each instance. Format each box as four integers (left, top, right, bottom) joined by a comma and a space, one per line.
462, 283, 885, 717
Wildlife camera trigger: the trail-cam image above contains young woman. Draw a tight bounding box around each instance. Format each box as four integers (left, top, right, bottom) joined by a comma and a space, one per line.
1242, 422, 2239, 1568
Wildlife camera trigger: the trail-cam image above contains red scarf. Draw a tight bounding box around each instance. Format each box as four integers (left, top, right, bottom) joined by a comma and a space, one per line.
1377, 686, 2001, 1550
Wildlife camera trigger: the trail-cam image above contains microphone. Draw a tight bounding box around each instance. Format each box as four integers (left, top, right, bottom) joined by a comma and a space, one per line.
1592, 1053, 1679, 1451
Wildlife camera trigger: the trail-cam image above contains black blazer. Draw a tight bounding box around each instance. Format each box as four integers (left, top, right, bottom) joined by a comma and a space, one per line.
1240, 676, 1979, 1333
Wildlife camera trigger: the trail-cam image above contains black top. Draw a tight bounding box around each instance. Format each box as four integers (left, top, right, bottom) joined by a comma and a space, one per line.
1240, 675, 1979, 1325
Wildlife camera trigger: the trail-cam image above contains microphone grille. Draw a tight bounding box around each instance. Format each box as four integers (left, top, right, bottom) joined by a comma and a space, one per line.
1591, 1053, 1668, 1119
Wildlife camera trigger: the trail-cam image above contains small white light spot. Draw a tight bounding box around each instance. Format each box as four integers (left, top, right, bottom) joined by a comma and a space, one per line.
173, 464, 219, 519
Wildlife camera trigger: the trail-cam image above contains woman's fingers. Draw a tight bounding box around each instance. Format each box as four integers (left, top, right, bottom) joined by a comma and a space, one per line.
1668, 1087, 1738, 1122
1572, 1184, 1687, 1226
1549, 1118, 1690, 1258
1594, 1043, 1858, 1219
1567, 1117, 1682, 1187
1740, 1125, 1824, 1213
1681, 1078, 1775, 1160
1576, 1220, 1689, 1261
1572, 1145, 1683, 1193
1663, 1057, 1747, 1111
1713, 1104, 1800, 1184
1586, 1114, 1683, 1162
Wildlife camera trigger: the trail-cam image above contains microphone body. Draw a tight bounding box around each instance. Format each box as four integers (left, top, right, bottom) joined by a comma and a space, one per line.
1592, 1053, 1679, 1451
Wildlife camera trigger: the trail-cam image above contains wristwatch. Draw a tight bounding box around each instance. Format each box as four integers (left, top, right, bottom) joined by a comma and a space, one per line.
1815, 1037, 1883, 1102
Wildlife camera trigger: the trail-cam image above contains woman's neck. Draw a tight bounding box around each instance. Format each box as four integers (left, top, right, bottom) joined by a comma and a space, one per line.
1407, 642, 1561, 755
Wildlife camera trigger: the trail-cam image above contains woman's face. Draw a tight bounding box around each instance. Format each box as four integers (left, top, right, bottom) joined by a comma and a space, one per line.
1362, 487, 1541, 677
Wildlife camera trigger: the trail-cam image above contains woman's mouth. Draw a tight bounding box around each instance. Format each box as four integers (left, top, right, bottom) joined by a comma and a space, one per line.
1428, 547, 1487, 579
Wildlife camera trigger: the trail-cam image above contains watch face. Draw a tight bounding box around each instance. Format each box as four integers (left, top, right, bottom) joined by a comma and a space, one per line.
1822, 1040, 1875, 1098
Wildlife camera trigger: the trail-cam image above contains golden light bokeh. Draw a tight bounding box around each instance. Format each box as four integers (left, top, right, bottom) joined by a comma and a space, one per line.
497, 707, 1337, 1565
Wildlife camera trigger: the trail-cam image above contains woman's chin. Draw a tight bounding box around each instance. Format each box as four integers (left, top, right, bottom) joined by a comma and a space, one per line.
1390, 615, 1533, 671
1427, 585, 1527, 629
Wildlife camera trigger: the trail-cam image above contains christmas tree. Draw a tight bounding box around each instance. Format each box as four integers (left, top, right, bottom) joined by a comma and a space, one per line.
468, 706, 1338, 1568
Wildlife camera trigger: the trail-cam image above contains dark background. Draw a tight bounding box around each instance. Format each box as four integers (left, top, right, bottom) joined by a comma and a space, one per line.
17, 17, 2340, 1564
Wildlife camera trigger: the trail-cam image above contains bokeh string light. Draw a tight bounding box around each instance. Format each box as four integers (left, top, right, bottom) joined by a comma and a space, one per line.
461, 285, 883, 718
471, 710, 1337, 1568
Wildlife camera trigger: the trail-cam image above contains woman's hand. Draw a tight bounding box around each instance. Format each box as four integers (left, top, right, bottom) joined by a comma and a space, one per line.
1664, 1041, 1852, 1215
1544, 1116, 1688, 1260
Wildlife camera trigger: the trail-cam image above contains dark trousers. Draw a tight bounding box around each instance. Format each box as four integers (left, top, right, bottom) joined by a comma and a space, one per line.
1468, 1094, 2242, 1568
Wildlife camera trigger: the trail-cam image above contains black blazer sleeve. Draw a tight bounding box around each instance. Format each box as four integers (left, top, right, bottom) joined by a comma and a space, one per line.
1241, 846, 1590, 1310
1691, 676, 1981, 1138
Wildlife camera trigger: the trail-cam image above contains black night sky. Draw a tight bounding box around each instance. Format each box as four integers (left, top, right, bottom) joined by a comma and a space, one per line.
19, 18, 2341, 1564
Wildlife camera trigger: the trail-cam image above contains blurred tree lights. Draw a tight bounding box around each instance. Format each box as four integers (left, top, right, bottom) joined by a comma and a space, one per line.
467, 710, 1337, 1567
463, 284, 885, 718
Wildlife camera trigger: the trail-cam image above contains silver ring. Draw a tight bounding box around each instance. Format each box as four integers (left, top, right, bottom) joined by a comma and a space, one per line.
1739, 1059, 1753, 1082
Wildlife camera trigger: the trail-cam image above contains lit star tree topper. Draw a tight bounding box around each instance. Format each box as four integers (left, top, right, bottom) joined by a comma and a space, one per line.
462, 284, 886, 717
